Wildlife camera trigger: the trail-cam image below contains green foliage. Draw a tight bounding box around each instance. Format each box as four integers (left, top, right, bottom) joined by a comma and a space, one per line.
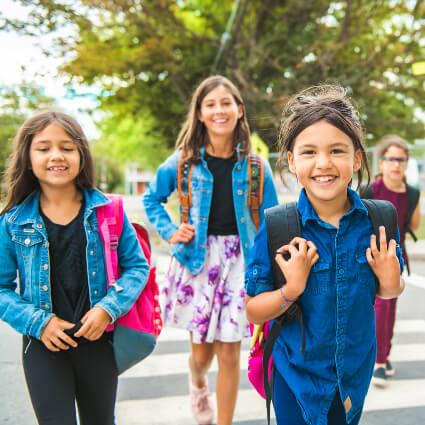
3, 0, 425, 166
0, 86, 55, 176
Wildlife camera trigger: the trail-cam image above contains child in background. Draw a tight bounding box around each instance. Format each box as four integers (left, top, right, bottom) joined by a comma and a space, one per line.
367, 135, 420, 387
245, 85, 404, 425
143, 75, 278, 425
0, 111, 149, 425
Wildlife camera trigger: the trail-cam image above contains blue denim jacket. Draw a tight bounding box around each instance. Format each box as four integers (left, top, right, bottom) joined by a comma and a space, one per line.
245, 188, 403, 425
0, 189, 150, 340
143, 148, 278, 274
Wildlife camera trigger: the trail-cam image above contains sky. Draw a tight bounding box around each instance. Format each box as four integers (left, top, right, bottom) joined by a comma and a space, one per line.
0, 0, 99, 139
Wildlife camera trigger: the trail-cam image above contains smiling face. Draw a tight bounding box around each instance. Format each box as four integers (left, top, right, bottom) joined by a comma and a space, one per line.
29, 122, 81, 192
378, 145, 408, 186
198, 85, 243, 142
287, 120, 362, 210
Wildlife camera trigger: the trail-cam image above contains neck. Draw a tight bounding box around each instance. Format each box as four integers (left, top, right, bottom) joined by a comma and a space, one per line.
205, 134, 234, 158
308, 192, 351, 228
39, 184, 82, 206
382, 175, 405, 192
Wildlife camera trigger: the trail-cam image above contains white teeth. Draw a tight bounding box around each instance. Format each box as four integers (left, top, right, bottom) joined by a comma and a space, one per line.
48, 167, 66, 171
314, 176, 333, 182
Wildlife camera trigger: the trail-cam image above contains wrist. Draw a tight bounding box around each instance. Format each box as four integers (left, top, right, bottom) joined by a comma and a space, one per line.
281, 284, 301, 301
280, 285, 298, 309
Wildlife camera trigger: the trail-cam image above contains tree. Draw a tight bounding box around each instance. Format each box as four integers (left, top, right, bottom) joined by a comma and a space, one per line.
3, 0, 425, 166
0, 86, 55, 176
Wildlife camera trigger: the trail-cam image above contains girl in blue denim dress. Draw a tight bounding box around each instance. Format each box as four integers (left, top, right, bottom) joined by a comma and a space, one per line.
0, 112, 149, 425
245, 85, 405, 425
143, 75, 278, 425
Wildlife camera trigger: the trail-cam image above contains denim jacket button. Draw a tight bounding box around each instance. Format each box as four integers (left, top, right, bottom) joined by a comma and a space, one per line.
92, 271, 96, 276
43, 264, 48, 270
237, 165, 241, 170
41, 285, 48, 291
36, 224, 42, 229
25, 238, 30, 245
244, 243, 248, 248
240, 217, 245, 223
238, 190, 243, 195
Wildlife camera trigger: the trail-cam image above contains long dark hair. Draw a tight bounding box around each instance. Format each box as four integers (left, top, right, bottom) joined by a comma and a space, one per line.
1, 111, 95, 214
277, 84, 370, 190
176, 75, 251, 163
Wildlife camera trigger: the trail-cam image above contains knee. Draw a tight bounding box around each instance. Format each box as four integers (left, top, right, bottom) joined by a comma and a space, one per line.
192, 348, 214, 369
216, 345, 240, 369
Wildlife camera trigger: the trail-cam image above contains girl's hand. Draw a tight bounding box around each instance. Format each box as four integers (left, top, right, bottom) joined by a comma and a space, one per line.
168, 223, 195, 244
274, 237, 319, 299
40, 316, 78, 352
366, 226, 402, 295
74, 306, 111, 341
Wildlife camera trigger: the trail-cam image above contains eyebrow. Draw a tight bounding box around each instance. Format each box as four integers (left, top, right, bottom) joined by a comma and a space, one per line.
298, 142, 350, 148
32, 139, 75, 144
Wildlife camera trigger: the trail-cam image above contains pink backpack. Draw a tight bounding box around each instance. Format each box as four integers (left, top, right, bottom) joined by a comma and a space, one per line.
248, 322, 273, 399
97, 194, 162, 373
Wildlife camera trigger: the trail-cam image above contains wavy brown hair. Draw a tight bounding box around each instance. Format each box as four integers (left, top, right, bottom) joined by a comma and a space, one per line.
175, 75, 251, 163
277, 84, 370, 190
1, 111, 95, 214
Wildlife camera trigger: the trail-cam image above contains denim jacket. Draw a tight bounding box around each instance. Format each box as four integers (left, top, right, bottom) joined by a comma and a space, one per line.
0, 189, 150, 340
143, 148, 278, 274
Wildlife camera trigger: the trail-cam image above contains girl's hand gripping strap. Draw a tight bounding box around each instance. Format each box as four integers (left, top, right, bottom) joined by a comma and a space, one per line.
177, 152, 193, 224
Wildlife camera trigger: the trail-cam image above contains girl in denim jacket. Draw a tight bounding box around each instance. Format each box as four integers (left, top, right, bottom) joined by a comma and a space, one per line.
143, 75, 278, 425
0, 112, 149, 425
245, 86, 405, 425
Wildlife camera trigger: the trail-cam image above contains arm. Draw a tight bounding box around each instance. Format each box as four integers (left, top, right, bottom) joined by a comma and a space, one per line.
244, 222, 318, 324
409, 201, 421, 232
0, 216, 55, 339
142, 152, 180, 242
367, 226, 404, 299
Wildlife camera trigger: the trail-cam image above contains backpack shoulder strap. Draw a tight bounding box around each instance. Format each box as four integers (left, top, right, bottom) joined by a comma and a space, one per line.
362, 199, 397, 249
177, 151, 193, 224
405, 184, 420, 242
264, 202, 301, 289
248, 153, 264, 231
97, 194, 124, 285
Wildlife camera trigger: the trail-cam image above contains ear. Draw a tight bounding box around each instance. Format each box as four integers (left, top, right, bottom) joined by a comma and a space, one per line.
353, 149, 362, 172
287, 151, 296, 174
238, 104, 243, 119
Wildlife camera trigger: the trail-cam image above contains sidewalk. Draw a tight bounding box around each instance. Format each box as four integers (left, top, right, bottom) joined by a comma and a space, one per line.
405, 239, 425, 260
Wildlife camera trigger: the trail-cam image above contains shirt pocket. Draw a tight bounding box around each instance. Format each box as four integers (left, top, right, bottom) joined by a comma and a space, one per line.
305, 259, 331, 295
355, 250, 375, 289
12, 232, 43, 258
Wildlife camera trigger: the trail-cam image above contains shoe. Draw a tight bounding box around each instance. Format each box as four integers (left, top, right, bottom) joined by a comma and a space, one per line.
372, 367, 387, 388
188, 373, 214, 425
385, 360, 395, 377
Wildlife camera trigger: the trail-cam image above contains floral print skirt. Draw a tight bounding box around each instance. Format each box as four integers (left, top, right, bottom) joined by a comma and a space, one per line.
161, 234, 250, 344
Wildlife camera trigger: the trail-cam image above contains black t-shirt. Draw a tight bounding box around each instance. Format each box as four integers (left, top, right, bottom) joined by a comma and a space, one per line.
40, 201, 90, 324
205, 152, 238, 235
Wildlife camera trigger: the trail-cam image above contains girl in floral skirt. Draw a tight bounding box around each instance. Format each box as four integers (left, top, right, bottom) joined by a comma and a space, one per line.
143, 75, 278, 425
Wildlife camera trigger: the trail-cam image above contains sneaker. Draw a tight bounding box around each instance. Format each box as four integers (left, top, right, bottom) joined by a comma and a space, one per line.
385, 360, 395, 377
372, 367, 388, 388
188, 373, 214, 425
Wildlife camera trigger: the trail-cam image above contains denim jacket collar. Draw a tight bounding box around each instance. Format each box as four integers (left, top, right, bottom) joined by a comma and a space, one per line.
298, 187, 368, 228
199, 143, 244, 162
7, 188, 111, 226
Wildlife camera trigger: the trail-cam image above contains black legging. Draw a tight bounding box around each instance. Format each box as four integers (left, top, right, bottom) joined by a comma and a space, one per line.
22, 335, 118, 425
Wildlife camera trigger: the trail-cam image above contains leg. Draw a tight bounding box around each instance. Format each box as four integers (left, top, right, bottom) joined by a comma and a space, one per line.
215, 341, 241, 425
189, 336, 215, 388
374, 296, 392, 366
72, 338, 118, 425
273, 367, 306, 425
386, 297, 398, 359
22, 336, 77, 425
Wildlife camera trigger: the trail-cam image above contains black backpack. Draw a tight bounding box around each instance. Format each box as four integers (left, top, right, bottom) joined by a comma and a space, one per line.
262, 199, 398, 424
361, 183, 420, 274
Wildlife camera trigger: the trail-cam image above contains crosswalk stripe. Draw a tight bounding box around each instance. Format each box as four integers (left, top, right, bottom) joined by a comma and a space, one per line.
406, 272, 425, 290
394, 319, 425, 333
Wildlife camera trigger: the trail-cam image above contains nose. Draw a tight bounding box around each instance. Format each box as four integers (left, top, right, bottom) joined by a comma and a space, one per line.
315, 152, 331, 169
50, 147, 65, 160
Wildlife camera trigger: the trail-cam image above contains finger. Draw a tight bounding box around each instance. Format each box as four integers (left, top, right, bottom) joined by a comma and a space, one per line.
52, 336, 70, 350
289, 237, 307, 246
275, 246, 290, 267
379, 226, 388, 253
296, 239, 307, 254
306, 240, 318, 251
45, 341, 60, 352
60, 333, 78, 348
366, 247, 374, 266
387, 239, 397, 256
311, 253, 319, 266
74, 321, 91, 338
306, 241, 318, 258
370, 234, 378, 255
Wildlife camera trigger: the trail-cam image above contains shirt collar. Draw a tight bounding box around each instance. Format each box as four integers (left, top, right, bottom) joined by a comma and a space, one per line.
297, 186, 368, 227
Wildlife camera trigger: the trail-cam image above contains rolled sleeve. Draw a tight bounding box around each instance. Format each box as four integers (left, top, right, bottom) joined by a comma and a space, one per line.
244, 221, 275, 296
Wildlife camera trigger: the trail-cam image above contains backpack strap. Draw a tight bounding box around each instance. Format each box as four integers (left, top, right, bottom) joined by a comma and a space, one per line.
248, 153, 264, 231
405, 184, 420, 242
97, 194, 124, 286
263, 202, 305, 425
362, 198, 398, 294
177, 151, 193, 224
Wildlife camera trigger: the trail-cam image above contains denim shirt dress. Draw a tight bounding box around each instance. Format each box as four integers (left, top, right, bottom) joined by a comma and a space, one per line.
245, 188, 404, 425
142, 147, 279, 274
0, 189, 150, 340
